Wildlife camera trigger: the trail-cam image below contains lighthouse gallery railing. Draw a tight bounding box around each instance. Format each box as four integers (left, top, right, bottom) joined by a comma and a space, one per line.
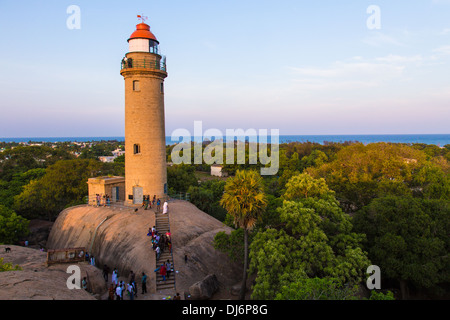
121, 58, 167, 72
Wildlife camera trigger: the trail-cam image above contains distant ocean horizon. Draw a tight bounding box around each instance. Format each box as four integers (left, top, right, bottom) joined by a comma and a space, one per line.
1, 134, 449, 147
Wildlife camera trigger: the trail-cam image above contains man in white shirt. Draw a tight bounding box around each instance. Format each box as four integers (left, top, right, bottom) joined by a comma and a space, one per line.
115, 285, 122, 300
127, 282, 134, 300
155, 245, 161, 260
163, 201, 168, 214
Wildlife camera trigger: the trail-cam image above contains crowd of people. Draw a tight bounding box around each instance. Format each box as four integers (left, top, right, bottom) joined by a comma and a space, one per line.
77, 250, 96, 266
148, 219, 175, 289
92, 192, 169, 214
98, 234, 176, 301
141, 195, 169, 213
83, 197, 176, 300
148, 226, 172, 261
94, 193, 111, 207
105, 268, 144, 300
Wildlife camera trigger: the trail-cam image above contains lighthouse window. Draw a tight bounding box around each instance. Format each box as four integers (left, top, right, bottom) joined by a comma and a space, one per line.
133, 80, 140, 91
133, 144, 141, 154
160, 82, 164, 93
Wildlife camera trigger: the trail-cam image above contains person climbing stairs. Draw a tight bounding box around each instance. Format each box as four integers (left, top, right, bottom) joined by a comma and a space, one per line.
154, 206, 175, 292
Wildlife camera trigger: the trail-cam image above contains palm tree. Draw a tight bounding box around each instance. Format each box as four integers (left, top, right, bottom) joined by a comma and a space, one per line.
220, 169, 268, 300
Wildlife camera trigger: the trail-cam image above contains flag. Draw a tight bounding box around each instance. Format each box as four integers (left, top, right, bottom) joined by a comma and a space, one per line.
137, 14, 148, 21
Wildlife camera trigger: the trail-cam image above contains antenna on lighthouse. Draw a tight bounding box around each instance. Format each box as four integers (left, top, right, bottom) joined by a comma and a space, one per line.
137, 14, 148, 23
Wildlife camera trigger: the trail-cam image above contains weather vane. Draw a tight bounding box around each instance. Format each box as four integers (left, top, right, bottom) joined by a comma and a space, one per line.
137, 14, 148, 23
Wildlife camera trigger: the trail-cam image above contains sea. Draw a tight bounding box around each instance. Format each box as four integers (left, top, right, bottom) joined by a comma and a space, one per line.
1, 134, 449, 147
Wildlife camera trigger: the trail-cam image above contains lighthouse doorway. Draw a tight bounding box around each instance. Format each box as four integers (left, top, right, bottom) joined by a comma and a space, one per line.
133, 186, 143, 205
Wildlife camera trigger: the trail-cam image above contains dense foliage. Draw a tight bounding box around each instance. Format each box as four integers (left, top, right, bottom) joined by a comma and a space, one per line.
212, 141, 449, 300
249, 175, 370, 299
353, 196, 450, 298
274, 277, 359, 300
220, 170, 268, 300
0, 258, 21, 272
188, 179, 227, 221
0, 141, 124, 226
166, 164, 198, 195
0, 205, 29, 244
1, 139, 449, 300
13, 159, 106, 220
307, 142, 447, 211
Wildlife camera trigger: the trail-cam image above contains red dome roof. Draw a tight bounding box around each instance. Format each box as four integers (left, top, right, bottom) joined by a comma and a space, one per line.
128, 23, 158, 43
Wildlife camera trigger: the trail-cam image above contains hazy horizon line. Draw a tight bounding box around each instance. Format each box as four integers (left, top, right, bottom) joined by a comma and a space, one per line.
2, 133, 450, 139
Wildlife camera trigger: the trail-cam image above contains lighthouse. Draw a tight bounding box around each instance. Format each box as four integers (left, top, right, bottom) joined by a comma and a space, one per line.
120, 19, 168, 205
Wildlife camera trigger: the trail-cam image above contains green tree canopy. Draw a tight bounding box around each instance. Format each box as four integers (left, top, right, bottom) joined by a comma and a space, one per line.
0, 145, 73, 181
274, 277, 359, 300
353, 196, 450, 298
188, 179, 227, 221
0, 168, 46, 209
307, 142, 428, 212
412, 163, 449, 200
249, 198, 370, 299
220, 170, 268, 230
283, 173, 335, 201
213, 228, 249, 264
167, 164, 198, 194
0, 205, 29, 244
220, 169, 268, 300
249, 174, 369, 300
301, 149, 329, 169
14, 159, 103, 220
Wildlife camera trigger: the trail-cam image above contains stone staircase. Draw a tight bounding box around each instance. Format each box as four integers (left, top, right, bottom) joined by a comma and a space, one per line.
154, 209, 176, 292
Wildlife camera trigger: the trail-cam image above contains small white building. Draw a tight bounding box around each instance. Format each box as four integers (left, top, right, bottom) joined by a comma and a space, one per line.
211, 164, 228, 177
112, 148, 125, 157
98, 156, 116, 163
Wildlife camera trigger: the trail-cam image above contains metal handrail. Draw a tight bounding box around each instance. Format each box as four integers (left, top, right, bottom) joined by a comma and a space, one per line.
121, 58, 167, 72
168, 192, 190, 201
85, 194, 122, 207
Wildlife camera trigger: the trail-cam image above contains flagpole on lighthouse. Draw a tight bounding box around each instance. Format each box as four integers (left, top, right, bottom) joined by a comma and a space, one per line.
137, 14, 148, 23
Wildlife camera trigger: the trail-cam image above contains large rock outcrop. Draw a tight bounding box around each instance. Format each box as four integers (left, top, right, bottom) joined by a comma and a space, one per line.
46, 200, 242, 298
0, 245, 103, 300
189, 274, 220, 300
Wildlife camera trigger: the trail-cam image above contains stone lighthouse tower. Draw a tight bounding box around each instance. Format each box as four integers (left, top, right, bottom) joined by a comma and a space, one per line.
120, 19, 168, 205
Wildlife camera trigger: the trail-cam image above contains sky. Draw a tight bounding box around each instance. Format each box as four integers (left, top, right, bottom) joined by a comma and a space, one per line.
0, 0, 449, 137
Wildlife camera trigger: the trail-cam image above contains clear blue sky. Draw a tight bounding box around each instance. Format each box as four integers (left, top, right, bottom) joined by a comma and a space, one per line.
0, 0, 449, 137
